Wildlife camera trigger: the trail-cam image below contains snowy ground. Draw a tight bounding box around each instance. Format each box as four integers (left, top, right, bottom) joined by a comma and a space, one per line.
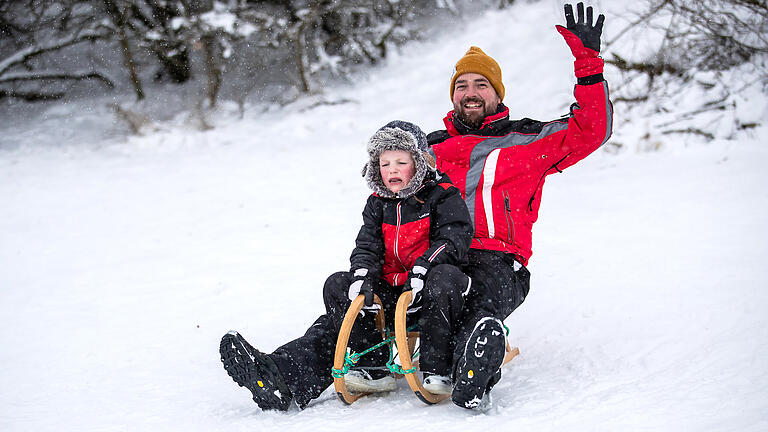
2, 2, 767, 431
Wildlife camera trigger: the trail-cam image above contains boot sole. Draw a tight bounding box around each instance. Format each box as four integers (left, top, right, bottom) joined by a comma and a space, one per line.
452, 318, 506, 409
220, 331, 291, 411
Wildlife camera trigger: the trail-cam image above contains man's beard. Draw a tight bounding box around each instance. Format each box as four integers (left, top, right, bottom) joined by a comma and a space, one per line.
454, 96, 497, 130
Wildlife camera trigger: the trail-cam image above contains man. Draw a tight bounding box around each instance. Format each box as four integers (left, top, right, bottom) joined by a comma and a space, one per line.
420, 2, 612, 409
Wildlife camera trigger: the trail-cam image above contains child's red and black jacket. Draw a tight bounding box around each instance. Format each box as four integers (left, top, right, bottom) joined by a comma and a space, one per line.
350, 170, 473, 287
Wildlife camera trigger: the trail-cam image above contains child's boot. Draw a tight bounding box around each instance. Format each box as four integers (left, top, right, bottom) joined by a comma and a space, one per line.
422, 373, 453, 395
344, 368, 396, 393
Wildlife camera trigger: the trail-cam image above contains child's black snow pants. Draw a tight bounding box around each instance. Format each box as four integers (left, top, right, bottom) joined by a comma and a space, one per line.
268, 271, 400, 409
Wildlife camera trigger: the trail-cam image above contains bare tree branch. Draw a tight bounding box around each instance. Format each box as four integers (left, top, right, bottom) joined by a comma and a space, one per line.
0, 28, 107, 76
0, 89, 65, 101
0, 70, 114, 87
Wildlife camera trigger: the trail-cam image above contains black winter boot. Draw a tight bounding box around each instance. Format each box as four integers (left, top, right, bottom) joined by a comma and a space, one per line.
220, 331, 293, 411
451, 318, 506, 409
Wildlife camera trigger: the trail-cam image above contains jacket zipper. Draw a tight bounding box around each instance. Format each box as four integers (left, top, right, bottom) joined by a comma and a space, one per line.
503, 191, 515, 245
393, 201, 408, 272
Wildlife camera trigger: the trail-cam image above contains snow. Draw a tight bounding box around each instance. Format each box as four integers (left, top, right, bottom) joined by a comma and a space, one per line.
1, 2, 767, 431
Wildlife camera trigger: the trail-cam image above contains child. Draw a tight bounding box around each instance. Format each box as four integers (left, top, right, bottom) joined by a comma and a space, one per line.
220, 121, 473, 410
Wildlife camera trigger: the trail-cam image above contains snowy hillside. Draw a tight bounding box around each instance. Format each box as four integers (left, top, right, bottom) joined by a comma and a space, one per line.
1, 2, 767, 431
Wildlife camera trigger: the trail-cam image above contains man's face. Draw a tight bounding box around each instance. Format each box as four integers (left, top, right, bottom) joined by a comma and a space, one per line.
452, 73, 501, 129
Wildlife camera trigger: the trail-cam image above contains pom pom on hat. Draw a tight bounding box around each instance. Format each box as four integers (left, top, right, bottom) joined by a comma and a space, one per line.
450, 46, 505, 101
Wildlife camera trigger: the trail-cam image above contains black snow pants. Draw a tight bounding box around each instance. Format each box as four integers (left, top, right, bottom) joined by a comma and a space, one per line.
268, 271, 400, 409
417, 249, 530, 382
268, 249, 529, 408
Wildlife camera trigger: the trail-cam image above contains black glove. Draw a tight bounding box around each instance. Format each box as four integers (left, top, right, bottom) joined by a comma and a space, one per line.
348, 269, 375, 308
403, 265, 427, 313
556, 2, 605, 58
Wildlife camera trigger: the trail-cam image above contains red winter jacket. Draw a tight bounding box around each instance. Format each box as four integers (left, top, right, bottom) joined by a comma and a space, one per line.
350, 172, 473, 286
428, 80, 613, 265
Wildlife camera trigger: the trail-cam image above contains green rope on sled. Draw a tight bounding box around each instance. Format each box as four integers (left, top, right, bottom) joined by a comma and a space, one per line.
331, 351, 361, 378
386, 351, 417, 375
331, 326, 418, 378
386, 327, 417, 375
331, 332, 396, 378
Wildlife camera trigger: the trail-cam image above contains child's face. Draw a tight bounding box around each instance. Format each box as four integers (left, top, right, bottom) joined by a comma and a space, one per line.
379, 150, 416, 194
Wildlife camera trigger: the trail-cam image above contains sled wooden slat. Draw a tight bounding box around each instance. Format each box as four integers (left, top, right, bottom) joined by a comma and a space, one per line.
504, 340, 520, 365
332, 294, 386, 405
394, 291, 449, 405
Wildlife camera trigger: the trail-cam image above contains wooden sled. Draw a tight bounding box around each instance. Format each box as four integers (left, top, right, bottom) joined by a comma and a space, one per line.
333, 292, 521, 406
394, 290, 520, 405
332, 294, 387, 405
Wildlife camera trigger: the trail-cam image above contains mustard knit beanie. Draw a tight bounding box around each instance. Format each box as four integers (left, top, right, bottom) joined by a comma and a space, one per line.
450, 46, 505, 101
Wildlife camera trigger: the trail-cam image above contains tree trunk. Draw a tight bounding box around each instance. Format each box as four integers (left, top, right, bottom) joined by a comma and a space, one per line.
201, 33, 221, 108
295, 23, 311, 93
118, 27, 144, 101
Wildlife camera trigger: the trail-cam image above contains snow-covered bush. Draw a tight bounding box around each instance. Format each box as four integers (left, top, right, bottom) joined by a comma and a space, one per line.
605, 0, 768, 149
0, 1, 113, 101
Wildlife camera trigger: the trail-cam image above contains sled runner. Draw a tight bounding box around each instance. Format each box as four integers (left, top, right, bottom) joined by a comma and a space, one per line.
393, 290, 448, 404
332, 293, 389, 404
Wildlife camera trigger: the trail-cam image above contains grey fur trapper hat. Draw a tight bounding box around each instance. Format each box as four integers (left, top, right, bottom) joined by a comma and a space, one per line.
362, 120, 436, 199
